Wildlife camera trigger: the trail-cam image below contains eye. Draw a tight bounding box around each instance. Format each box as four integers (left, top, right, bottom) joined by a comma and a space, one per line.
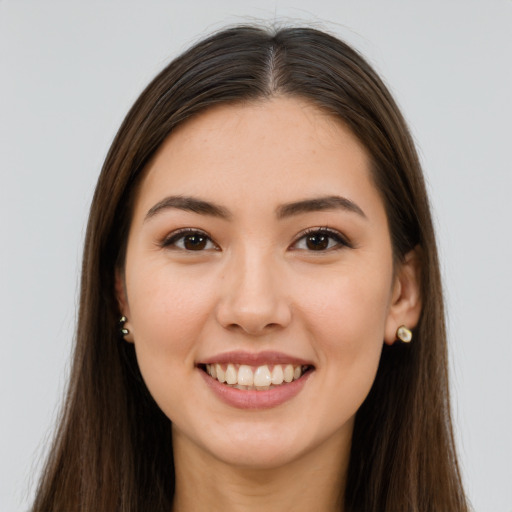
161, 229, 218, 251
291, 228, 351, 252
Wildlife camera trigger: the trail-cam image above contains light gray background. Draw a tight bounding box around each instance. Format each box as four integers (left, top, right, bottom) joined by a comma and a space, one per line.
1, 1, 511, 511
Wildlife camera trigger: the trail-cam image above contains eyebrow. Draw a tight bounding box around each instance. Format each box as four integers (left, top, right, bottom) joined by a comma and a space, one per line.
276, 195, 367, 220
144, 194, 366, 222
145, 195, 232, 221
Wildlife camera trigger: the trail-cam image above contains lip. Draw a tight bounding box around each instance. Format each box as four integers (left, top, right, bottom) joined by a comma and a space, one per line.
198, 350, 314, 367
198, 353, 314, 410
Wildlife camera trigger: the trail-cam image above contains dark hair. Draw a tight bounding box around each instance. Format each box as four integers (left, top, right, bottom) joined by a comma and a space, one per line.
32, 25, 468, 511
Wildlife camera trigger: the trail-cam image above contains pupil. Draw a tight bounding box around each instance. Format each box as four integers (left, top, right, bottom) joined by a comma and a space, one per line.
306, 234, 328, 250
184, 235, 207, 250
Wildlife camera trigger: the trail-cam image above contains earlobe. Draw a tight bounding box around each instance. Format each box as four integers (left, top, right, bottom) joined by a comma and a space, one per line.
384, 246, 422, 345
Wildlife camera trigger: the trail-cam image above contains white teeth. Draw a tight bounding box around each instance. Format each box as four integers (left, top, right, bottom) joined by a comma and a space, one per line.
271, 365, 284, 385
205, 362, 309, 389
253, 365, 272, 387
215, 364, 225, 383
283, 364, 294, 383
225, 364, 237, 385
237, 365, 254, 386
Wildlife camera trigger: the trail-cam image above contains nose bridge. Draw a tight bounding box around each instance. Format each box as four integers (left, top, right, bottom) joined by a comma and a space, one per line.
216, 242, 291, 334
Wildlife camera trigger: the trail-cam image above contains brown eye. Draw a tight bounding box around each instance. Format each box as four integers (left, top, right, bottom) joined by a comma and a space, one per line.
292, 228, 350, 252
306, 233, 330, 250
162, 230, 218, 251
183, 234, 208, 250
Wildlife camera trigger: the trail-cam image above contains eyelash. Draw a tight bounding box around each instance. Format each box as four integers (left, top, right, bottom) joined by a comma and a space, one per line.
160, 228, 219, 251
160, 227, 352, 252
291, 227, 352, 251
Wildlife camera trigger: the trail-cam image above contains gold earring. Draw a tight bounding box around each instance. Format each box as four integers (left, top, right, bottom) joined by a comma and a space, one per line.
119, 316, 130, 337
396, 325, 412, 343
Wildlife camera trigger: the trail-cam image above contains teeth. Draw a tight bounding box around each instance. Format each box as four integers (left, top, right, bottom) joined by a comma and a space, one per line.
271, 365, 284, 385
216, 364, 225, 383
238, 365, 254, 386
205, 363, 308, 390
283, 364, 294, 383
253, 365, 272, 387
225, 364, 237, 385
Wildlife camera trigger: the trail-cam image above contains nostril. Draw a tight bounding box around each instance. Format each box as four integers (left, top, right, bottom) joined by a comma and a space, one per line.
215, 289, 293, 335
224, 321, 285, 336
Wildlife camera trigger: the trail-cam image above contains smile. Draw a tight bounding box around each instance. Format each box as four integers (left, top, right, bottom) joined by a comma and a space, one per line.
203, 363, 311, 390
198, 351, 315, 409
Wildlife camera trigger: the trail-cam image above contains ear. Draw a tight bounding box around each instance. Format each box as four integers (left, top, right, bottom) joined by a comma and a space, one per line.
115, 268, 134, 343
384, 246, 422, 345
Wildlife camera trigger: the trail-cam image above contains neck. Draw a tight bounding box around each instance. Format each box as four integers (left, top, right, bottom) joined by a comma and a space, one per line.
171, 426, 351, 512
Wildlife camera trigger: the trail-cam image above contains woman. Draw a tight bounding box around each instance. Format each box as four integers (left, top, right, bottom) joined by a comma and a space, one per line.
32, 25, 468, 511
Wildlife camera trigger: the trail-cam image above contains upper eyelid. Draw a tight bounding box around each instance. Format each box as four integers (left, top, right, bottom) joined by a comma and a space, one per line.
295, 226, 344, 238
160, 228, 217, 248
163, 227, 210, 239
291, 227, 351, 246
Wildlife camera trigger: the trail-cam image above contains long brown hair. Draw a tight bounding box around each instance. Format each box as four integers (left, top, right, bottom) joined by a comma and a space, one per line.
32, 25, 468, 511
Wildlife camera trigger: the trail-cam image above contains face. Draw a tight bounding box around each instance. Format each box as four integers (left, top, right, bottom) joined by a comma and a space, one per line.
118, 97, 412, 470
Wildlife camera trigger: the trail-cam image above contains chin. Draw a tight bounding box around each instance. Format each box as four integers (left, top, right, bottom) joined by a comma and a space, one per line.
176, 415, 352, 471
207, 432, 309, 470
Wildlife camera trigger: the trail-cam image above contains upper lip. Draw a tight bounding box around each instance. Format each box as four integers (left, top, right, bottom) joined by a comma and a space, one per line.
197, 350, 315, 367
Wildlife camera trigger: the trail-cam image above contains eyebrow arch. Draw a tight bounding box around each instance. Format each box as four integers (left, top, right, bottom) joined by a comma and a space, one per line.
276, 195, 367, 219
145, 194, 366, 223
145, 195, 232, 221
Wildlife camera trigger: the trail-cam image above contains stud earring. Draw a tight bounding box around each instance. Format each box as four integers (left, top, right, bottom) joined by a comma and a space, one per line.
119, 316, 130, 337
396, 325, 412, 343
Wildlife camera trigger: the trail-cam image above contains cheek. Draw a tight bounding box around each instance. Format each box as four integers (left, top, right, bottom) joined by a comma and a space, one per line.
126, 266, 220, 419
128, 264, 216, 349
125, 264, 218, 402
302, 262, 391, 339
298, 265, 391, 390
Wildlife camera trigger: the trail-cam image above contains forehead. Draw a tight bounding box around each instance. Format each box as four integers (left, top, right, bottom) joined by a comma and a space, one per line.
133, 97, 382, 220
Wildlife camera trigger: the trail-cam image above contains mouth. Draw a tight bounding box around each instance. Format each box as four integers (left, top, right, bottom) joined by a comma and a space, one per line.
199, 363, 314, 391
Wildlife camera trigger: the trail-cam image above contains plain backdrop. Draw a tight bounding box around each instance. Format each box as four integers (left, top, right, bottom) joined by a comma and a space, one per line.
1, 1, 511, 511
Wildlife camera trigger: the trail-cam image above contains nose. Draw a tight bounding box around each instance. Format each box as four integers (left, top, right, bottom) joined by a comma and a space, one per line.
215, 250, 292, 336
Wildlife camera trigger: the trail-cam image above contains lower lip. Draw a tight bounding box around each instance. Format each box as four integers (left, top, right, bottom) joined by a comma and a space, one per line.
199, 369, 313, 410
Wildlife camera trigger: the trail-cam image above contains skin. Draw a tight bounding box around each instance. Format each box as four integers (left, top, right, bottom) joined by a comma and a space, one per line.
116, 97, 421, 512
